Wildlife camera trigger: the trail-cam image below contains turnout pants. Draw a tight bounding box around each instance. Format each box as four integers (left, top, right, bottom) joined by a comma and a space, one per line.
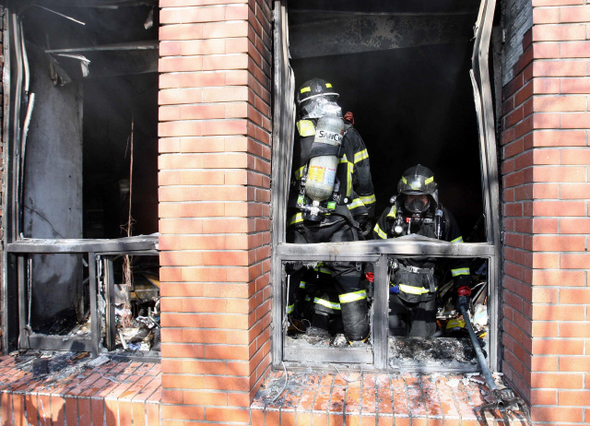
389, 293, 437, 337
287, 217, 369, 341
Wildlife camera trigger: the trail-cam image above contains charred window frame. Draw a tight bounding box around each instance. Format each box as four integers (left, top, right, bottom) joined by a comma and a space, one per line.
1, 3, 160, 358
271, 0, 501, 371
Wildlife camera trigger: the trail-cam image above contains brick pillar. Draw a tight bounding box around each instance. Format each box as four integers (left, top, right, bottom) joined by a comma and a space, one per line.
501, 1, 590, 423
158, 1, 273, 424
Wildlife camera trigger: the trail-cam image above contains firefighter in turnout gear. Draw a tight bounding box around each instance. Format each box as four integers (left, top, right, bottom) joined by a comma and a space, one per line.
372, 164, 472, 337
287, 78, 376, 344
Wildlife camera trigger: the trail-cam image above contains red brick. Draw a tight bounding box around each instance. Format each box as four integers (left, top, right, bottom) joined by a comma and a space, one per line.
146, 403, 160, 426
561, 183, 590, 199
533, 130, 586, 146
560, 218, 590, 234
559, 356, 590, 372
531, 269, 586, 286
532, 25, 587, 41
559, 5, 590, 22
532, 235, 585, 251
532, 338, 585, 355
131, 402, 146, 426
533, 166, 586, 182
532, 304, 585, 321
534, 95, 586, 111
532, 148, 559, 165
531, 356, 559, 372
532, 200, 586, 216
560, 253, 590, 269
561, 77, 590, 93
91, 399, 105, 426
533, 8, 560, 23
560, 288, 590, 304
161, 405, 205, 421
531, 406, 583, 423
561, 112, 590, 128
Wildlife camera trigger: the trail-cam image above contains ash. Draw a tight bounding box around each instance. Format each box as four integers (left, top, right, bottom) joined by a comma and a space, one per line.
389, 337, 479, 369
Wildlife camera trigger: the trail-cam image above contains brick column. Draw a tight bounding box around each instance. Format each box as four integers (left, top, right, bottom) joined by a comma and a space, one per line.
501, 0, 590, 423
158, 1, 273, 424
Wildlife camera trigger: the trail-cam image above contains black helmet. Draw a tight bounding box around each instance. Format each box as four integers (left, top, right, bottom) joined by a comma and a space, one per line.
397, 164, 438, 213
296, 78, 339, 105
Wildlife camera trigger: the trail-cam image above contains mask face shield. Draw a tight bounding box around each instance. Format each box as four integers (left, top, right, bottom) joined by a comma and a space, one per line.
404, 194, 431, 214
299, 95, 342, 119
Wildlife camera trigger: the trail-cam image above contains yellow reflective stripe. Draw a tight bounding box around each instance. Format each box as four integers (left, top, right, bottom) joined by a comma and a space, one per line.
374, 224, 388, 239
451, 236, 464, 243
425, 176, 434, 184
398, 284, 435, 295
314, 297, 341, 310
287, 304, 294, 314
300, 86, 311, 94
354, 149, 369, 164
360, 194, 376, 205
297, 120, 316, 137
325, 83, 333, 88
386, 205, 397, 219
401, 176, 408, 184
347, 162, 353, 196
316, 266, 331, 275
294, 165, 306, 180
288, 213, 304, 226
339, 290, 367, 304
346, 198, 365, 210
451, 268, 471, 277
299, 281, 307, 289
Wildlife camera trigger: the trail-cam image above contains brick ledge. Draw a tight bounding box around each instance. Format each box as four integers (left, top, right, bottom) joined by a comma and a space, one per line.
0, 353, 160, 425
251, 370, 524, 425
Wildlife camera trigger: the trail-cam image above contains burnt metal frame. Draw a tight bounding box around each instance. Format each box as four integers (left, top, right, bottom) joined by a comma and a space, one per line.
0, 9, 161, 356
271, 0, 500, 371
5, 237, 158, 356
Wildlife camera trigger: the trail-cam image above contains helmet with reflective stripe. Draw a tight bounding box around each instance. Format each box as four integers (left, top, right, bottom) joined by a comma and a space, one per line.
397, 164, 438, 213
398, 164, 437, 196
297, 78, 339, 105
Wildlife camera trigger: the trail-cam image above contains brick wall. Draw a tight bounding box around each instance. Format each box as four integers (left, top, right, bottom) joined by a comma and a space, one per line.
157, 0, 273, 424
501, 0, 590, 423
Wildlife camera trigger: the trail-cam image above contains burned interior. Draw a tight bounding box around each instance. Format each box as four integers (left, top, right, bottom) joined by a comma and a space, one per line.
271, 0, 501, 372
2, 0, 160, 357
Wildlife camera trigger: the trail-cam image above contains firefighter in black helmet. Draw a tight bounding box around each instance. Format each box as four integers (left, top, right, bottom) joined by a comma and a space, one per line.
372, 164, 472, 337
287, 78, 376, 345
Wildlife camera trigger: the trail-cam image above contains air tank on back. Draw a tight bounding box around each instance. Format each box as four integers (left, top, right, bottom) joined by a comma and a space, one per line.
305, 114, 345, 201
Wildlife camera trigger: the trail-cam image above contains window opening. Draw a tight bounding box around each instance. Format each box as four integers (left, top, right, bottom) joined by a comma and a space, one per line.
2, 1, 160, 359
271, 0, 500, 372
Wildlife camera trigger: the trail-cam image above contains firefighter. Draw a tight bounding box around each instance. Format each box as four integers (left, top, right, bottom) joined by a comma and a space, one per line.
372, 164, 472, 337
287, 78, 376, 345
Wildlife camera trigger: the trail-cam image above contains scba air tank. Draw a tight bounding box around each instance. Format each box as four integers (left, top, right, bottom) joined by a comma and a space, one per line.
305, 115, 345, 201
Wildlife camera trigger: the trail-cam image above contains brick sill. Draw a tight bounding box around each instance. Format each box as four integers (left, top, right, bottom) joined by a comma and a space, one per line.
251, 370, 518, 426
0, 353, 160, 425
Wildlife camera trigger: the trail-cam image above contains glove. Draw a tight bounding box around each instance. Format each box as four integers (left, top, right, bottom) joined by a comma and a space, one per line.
455, 285, 471, 312
358, 215, 372, 237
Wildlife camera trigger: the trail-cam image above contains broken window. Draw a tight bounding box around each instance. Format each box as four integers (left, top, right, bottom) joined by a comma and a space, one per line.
271, 0, 501, 372
2, 0, 160, 358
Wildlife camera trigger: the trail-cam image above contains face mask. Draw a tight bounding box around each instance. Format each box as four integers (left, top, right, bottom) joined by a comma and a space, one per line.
404, 197, 430, 214
300, 96, 342, 119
